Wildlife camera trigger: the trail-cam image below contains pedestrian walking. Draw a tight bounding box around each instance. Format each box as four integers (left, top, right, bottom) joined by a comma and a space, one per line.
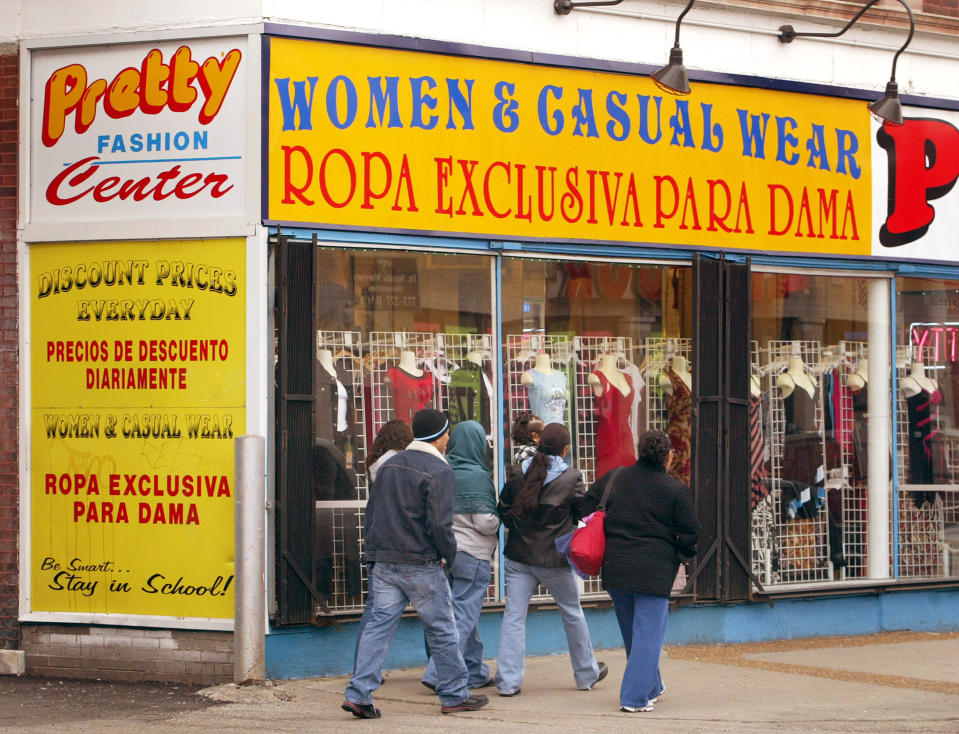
578, 429, 700, 713
422, 420, 500, 691
366, 419, 413, 482
495, 422, 608, 696
509, 411, 544, 464
342, 409, 489, 718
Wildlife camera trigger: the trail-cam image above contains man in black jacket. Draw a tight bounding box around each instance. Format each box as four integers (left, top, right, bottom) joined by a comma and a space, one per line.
342, 409, 489, 719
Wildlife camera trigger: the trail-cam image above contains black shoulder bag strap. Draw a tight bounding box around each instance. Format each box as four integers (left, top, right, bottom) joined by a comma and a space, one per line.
598, 467, 624, 511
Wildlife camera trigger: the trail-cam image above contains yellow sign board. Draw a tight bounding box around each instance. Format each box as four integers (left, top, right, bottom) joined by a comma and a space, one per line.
268, 38, 871, 255
30, 239, 245, 620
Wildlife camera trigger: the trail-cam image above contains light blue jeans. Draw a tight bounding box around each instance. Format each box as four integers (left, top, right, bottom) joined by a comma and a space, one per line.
345, 562, 470, 707
495, 557, 601, 694
607, 587, 667, 708
423, 551, 492, 688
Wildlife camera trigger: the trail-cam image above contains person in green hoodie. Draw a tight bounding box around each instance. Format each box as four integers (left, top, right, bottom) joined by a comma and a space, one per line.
422, 420, 500, 691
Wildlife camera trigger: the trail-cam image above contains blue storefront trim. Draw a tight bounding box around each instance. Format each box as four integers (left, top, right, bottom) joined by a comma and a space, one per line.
265, 588, 959, 680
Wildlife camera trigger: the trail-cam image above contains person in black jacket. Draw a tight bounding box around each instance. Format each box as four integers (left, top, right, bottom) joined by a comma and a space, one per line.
494, 423, 608, 697
579, 429, 700, 713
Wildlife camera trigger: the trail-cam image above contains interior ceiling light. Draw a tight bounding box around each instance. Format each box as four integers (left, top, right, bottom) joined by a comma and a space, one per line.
779, 0, 914, 126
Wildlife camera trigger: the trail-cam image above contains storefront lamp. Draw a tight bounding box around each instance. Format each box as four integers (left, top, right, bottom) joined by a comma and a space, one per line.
554, 0, 697, 96
778, 0, 914, 126
650, 0, 696, 95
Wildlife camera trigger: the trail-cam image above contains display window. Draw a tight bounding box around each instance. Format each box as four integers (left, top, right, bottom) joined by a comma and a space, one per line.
311, 247, 494, 611
501, 257, 692, 597
750, 271, 873, 586
896, 277, 959, 580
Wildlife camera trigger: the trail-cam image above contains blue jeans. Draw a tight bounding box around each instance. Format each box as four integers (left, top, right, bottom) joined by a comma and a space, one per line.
495, 557, 600, 694
423, 551, 492, 688
345, 562, 470, 707
607, 587, 668, 708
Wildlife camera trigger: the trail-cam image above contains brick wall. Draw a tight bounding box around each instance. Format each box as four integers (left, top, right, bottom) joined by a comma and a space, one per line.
0, 49, 19, 652
21, 624, 234, 684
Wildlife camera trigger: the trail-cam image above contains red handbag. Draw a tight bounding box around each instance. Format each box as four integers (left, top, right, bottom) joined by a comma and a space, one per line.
569, 468, 622, 576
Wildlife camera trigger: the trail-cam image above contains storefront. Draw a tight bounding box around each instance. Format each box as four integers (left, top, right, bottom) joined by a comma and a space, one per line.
263, 27, 959, 676
15, 7, 959, 684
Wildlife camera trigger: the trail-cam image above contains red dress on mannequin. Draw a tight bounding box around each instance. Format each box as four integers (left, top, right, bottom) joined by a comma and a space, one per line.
386, 367, 434, 424
593, 370, 636, 477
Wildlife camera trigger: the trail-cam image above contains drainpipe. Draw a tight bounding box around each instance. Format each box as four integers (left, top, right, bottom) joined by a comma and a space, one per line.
867, 280, 891, 579
234, 434, 267, 682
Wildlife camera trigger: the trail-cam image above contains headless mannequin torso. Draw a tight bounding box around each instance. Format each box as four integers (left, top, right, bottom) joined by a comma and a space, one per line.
397, 349, 423, 377
588, 354, 630, 396
901, 361, 938, 398
845, 359, 868, 392
660, 355, 692, 395
317, 348, 336, 378
521, 352, 553, 386
777, 356, 816, 398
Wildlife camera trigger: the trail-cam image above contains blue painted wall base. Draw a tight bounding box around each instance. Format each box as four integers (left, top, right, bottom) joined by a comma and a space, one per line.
266, 588, 959, 680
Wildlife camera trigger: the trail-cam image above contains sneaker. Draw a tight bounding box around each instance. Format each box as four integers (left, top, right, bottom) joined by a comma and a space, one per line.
472, 678, 496, 688
586, 661, 608, 690
621, 702, 654, 713
650, 687, 665, 704
441, 693, 489, 714
498, 688, 521, 697
421, 680, 437, 693
341, 700, 381, 719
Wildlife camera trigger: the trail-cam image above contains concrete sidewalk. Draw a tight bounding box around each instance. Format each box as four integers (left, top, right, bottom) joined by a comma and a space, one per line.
10, 630, 959, 733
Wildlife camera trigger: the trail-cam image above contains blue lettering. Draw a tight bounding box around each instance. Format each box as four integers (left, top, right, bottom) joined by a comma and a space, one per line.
571, 89, 599, 138
538, 85, 564, 136
775, 116, 799, 165
835, 129, 861, 179
410, 76, 438, 130
130, 133, 143, 152
737, 110, 770, 159
636, 95, 663, 145
173, 131, 189, 150
97, 135, 109, 154
606, 91, 629, 142
274, 77, 318, 131
146, 133, 161, 151
669, 100, 695, 148
110, 136, 125, 153
446, 78, 474, 130
493, 81, 519, 133
700, 103, 723, 152
366, 76, 401, 129
326, 75, 358, 130
806, 124, 829, 171
193, 131, 208, 150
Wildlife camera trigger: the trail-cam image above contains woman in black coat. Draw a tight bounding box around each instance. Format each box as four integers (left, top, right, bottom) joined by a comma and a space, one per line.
579, 430, 700, 713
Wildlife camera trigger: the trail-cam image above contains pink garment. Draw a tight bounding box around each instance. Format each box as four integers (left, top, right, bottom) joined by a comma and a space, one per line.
592, 370, 636, 477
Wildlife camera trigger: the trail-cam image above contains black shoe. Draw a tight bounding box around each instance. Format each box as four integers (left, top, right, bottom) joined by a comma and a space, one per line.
421, 680, 437, 692
441, 693, 489, 714
471, 678, 496, 688
341, 700, 381, 719
588, 662, 608, 690
498, 688, 520, 697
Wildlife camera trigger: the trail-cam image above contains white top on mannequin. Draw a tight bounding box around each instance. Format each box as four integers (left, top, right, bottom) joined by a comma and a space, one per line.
750, 373, 762, 398
397, 349, 423, 377
900, 361, 938, 397
588, 353, 630, 396
660, 355, 692, 395
317, 348, 337, 378
845, 359, 868, 392
521, 352, 553, 385
777, 356, 816, 398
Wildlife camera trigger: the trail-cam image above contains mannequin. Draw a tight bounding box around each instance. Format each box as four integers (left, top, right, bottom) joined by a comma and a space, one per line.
777, 356, 816, 398
317, 348, 337, 378
750, 373, 762, 398
588, 353, 630, 396
522, 351, 568, 425
844, 359, 868, 392
466, 349, 484, 366
397, 349, 423, 377
659, 355, 692, 395
900, 361, 938, 398
521, 351, 554, 385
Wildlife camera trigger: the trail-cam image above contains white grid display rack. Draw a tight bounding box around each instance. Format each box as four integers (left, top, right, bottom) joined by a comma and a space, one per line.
315, 330, 369, 614
759, 340, 831, 585
368, 331, 437, 436
834, 340, 867, 580
894, 345, 945, 579
750, 340, 776, 587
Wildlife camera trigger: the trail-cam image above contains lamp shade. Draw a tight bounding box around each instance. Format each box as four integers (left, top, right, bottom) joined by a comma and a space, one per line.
867, 81, 903, 126
651, 47, 690, 95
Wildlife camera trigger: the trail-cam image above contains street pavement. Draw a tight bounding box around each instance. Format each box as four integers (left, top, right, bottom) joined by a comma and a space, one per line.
2, 630, 958, 732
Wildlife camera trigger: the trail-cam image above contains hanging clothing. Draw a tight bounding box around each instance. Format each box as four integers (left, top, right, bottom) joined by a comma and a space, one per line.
664, 366, 691, 486
447, 362, 490, 430
749, 394, 769, 509
621, 362, 646, 451
314, 359, 360, 479
386, 366, 434, 425
782, 386, 820, 486
592, 370, 637, 477
525, 368, 569, 425
906, 387, 946, 507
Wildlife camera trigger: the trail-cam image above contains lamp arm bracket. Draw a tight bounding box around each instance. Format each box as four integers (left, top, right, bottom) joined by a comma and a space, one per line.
554, 0, 625, 15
